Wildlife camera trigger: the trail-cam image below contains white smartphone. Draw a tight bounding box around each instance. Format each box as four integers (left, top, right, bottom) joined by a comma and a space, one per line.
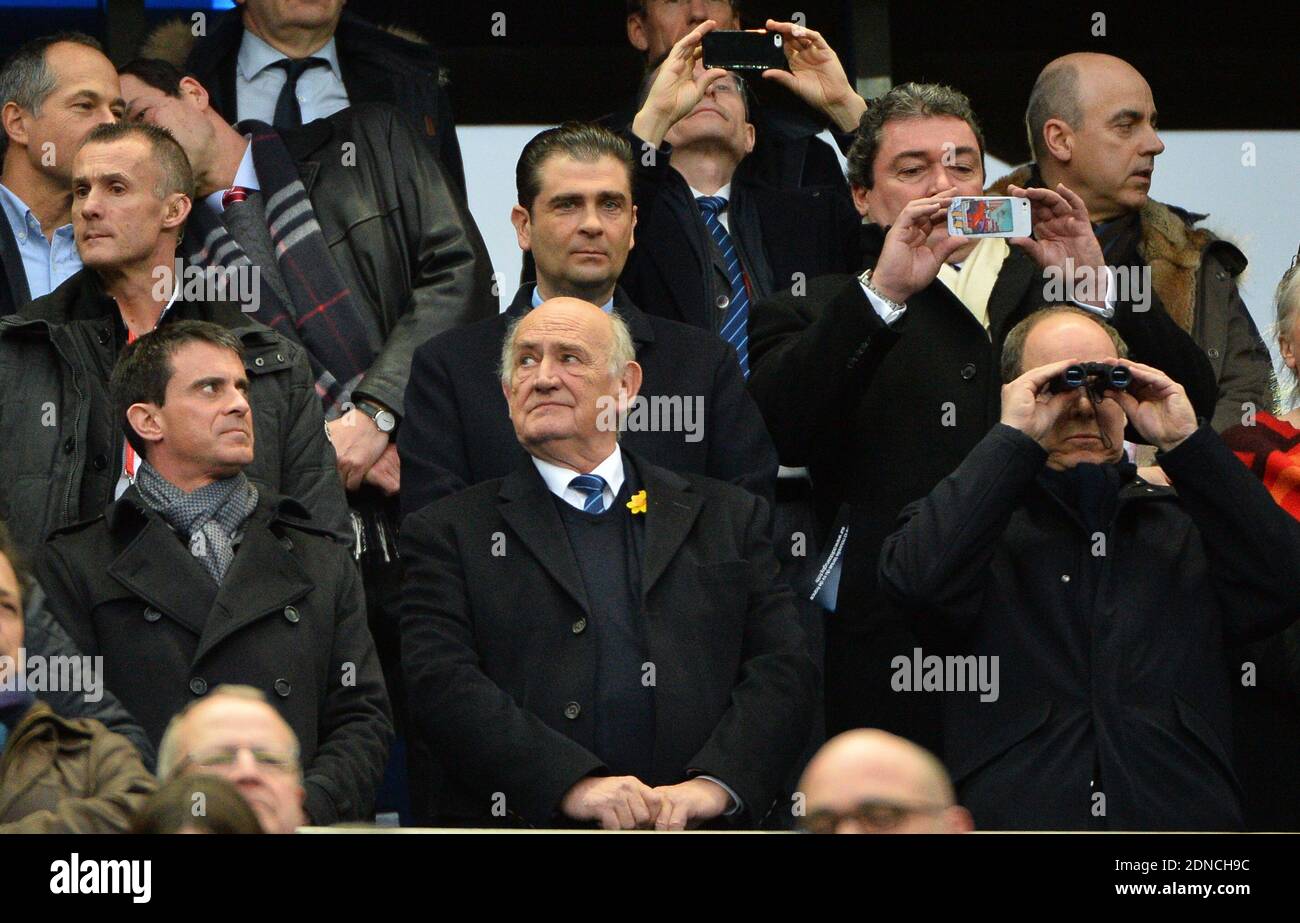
947, 196, 1032, 238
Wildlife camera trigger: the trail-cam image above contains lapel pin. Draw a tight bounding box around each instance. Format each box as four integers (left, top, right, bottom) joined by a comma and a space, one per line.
626, 490, 647, 515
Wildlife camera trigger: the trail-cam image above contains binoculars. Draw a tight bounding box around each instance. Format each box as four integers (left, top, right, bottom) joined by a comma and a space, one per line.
1048, 362, 1131, 395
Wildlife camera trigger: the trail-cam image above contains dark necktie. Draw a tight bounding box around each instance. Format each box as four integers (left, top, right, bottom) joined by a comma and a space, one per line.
271, 57, 329, 130
695, 195, 750, 377
569, 474, 608, 514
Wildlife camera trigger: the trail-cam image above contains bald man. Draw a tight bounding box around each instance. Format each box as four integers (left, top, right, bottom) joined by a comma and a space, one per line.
399, 297, 814, 829
880, 306, 1300, 830
990, 52, 1272, 432
799, 730, 972, 834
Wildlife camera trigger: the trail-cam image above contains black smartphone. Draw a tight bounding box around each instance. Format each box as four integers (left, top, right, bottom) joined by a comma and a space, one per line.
701, 31, 788, 72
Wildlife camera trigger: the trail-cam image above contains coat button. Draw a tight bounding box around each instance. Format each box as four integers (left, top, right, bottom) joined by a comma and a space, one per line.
716, 294, 730, 310
91, 453, 108, 471
279, 536, 294, 551
97, 326, 110, 345
143, 606, 162, 623
276, 353, 284, 362
62, 437, 75, 454
254, 357, 265, 367
571, 618, 587, 634
563, 701, 581, 720
1208, 348, 1220, 359
960, 363, 977, 380
189, 677, 208, 695
283, 605, 300, 624
274, 678, 291, 697
1060, 574, 1071, 583
1216, 271, 1226, 281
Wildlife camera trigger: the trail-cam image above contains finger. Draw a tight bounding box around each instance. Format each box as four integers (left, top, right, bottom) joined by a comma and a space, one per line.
654, 793, 674, 830
612, 798, 636, 830
669, 797, 691, 831
695, 67, 731, 95
628, 789, 653, 828
597, 808, 621, 832
1007, 237, 1043, 263
1054, 182, 1089, 215
1019, 357, 1083, 392
677, 18, 717, 53
761, 67, 798, 87
932, 232, 967, 264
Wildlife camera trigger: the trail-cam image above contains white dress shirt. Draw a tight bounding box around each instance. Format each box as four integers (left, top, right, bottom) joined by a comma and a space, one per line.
687, 182, 734, 232
204, 138, 259, 216
531, 447, 624, 512
235, 31, 350, 126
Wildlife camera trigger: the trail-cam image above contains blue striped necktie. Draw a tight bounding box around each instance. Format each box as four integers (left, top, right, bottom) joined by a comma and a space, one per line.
568, 474, 608, 513
695, 195, 750, 378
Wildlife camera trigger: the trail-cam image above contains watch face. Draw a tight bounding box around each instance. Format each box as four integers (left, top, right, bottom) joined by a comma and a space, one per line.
374, 410, 396, 433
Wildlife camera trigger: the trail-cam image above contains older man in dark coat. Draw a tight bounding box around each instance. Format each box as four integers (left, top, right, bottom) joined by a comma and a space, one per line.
36, 321, 391, 826
879, 307, 1300, 830
401, 298, 814, 828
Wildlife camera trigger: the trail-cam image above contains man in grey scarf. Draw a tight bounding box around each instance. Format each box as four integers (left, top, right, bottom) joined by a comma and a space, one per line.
35, 319, 392, 826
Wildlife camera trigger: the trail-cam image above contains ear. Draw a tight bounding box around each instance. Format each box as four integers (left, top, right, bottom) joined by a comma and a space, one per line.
742, 122, 756, 156
627, 203, 637, 253
850, 183, 871, 221
627, 14, 649, 53
1281, 333, 1296, 373
510, 204, 532, 253
162, 192, 192, 231
500, 376, 513, 406
1, 101, 29, 150
619, 359, 643, 405
177, 75, 210, 112
1042, 117, 1073, 164
126, 402, 165, 449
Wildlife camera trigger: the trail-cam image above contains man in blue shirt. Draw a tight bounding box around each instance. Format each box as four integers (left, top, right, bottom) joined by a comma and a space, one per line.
0, 32, 123, 314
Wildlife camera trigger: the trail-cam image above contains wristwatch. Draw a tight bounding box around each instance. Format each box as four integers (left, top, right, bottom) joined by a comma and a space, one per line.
354, 399, 397, 434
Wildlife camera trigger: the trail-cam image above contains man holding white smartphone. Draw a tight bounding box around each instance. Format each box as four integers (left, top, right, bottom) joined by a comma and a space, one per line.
745, 81, 1219, 755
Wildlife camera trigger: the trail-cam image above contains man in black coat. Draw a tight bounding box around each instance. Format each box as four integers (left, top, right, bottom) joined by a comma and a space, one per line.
878, 307, 1300, 830
620, 21, 861, 346
400, 297, 813, 828
36, 320, 392, 826
171, 3, 465, 192
748, 82, 1218, 753
398, 121, 776, 521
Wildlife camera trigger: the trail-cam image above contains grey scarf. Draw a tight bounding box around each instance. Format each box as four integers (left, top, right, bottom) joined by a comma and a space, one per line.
134, 462, 259, 584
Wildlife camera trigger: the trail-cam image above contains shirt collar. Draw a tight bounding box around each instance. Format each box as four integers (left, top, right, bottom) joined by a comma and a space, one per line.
531, 446, 625, 502
688, 182, 732, 205
530, 283, 615, 314
0, 182, 70, 238
238, 30, 343, 82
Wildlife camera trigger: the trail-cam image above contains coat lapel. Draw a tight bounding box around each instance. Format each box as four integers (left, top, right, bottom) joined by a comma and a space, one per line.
986, 247, 1038, 343
638, 463, 703, 600
106, 515, 218, 638
497, 463, 592, 618
195, 523, 312, 662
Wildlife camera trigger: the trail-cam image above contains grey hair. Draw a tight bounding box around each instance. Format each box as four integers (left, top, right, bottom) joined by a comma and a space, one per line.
1275, 262, 1300, 409
499, 306, 637, 388
1025, 61, 1083, 165
1000, 305, 1129, 383
156, 684, 302, 781
0, 32, 104, 160
846, 82, 986, 191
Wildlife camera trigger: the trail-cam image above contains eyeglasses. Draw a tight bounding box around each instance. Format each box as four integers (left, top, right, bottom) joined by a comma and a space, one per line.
798, 799, 949, 834
180, 745, 298, 774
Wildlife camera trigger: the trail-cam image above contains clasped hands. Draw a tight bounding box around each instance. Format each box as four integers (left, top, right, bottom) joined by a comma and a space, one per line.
559, 774, 733, 831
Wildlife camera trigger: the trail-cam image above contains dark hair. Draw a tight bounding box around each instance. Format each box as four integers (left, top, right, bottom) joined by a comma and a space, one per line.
846, 82, 986, 191
131, 774, 264, 834
111, 320, 245, 456
516, 121, 634, 212
80, 121, 195, 202
626, 1, 741, 14
0, 519, 32, 604
118, 56, 188, 98
0, 32, 105, 160
1000, 306, 1130, 383
1025, 62, 1083, 165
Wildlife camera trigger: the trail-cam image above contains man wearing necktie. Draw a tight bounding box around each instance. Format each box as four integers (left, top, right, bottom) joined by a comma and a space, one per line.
399, 296, 814, 829
620, 21, 862, 363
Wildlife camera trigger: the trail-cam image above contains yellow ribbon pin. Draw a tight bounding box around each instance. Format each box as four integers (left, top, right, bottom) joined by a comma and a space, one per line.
626, 490, 647, 514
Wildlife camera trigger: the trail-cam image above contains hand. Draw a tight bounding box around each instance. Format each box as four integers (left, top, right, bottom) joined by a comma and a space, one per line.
327, 408, 389, 492
1007, 183, 1108, 306
1113, 360, 1199, 452
560, 775, 662, 830
761, 20, 867, 133
362, 441, 401, 495
1136, 465, 1172, 487
631, 20, 731, 149
999, 357, 1088, 445
869, 189, 966, 304
651, 778, 732, 830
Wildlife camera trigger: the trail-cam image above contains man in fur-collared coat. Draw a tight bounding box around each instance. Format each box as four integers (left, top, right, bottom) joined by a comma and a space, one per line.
1005, 52, 1274, 432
